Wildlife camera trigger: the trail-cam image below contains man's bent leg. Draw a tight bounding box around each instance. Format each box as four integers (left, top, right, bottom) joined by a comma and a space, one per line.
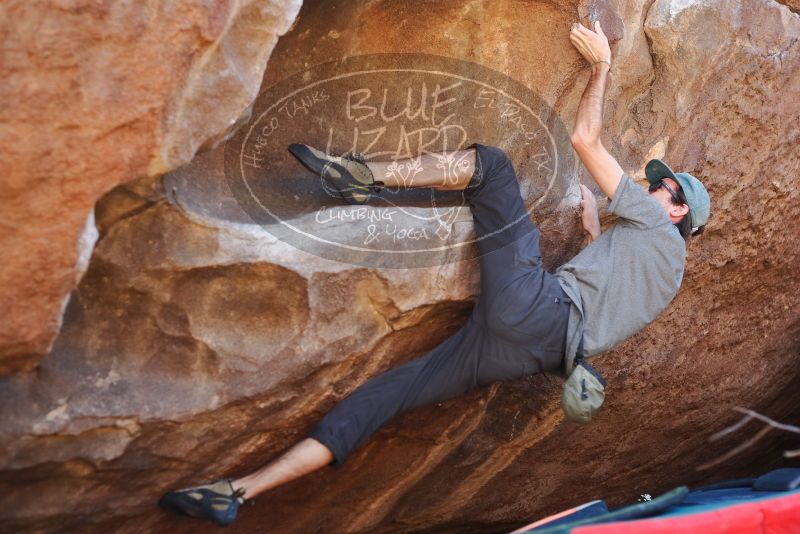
459, 144, 546, 333
463, 144, 540, 265
365, 143, 543, 335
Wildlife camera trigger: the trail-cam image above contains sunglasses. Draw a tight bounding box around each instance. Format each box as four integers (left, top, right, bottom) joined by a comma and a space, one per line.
648, 180, 683, 205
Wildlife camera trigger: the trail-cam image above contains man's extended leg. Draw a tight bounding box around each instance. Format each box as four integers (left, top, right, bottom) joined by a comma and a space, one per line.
233, 316, 485, 498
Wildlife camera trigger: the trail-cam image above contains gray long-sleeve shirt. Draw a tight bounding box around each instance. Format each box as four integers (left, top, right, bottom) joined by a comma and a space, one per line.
555, 174, 686, 372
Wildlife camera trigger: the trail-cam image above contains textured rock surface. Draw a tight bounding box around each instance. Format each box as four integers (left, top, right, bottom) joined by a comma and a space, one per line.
2, 0, 800, 532
0, 0, 302, 375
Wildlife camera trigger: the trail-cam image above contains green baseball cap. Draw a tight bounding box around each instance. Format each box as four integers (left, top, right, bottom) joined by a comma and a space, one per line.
645, 159, 711, 230
561, 358, 606, 425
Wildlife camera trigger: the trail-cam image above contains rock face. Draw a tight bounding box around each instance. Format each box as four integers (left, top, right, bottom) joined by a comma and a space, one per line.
0, 0, 302, 375
2, 0, 800, 532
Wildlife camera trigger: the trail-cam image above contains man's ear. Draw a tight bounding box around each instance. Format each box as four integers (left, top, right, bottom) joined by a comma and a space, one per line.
671, 203, 690, 219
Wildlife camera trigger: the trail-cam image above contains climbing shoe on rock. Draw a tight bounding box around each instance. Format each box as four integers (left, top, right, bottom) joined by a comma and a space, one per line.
288, 143, 385, 205
158, 478, 245, 527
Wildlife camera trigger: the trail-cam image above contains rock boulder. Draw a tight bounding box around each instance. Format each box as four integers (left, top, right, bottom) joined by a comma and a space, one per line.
1, 0, 799, 532
0, 0, 302, 375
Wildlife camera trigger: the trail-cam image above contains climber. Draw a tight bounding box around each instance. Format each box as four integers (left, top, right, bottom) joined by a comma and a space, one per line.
158, 19, 710, 527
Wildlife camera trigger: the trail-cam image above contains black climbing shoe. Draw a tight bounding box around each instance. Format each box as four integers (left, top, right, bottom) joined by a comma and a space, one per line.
159, 478, 246, 527
288, 143, 385, 205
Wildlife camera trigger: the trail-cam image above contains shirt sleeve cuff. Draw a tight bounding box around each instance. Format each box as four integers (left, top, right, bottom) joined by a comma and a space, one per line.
607, 174, 629, 214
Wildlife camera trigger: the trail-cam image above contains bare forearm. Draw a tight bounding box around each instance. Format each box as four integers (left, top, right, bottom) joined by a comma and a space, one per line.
570, 62, 624, 199
568, 21, 623, 199
572, 63, 610, 143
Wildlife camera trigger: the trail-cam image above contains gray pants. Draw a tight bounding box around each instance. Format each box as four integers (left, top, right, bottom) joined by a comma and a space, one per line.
309, 143, 573, 467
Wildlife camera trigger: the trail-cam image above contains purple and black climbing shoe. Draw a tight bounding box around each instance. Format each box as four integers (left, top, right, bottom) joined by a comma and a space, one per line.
159, 478, 245, 527
288, 143, 385, 205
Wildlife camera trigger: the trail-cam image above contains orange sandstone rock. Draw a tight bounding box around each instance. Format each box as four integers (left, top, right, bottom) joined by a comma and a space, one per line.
0, 0, 302, 375
1, 0, 799, 532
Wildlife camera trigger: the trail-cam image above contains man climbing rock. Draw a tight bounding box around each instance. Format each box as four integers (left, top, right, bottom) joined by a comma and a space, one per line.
159, 19, 710, 527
